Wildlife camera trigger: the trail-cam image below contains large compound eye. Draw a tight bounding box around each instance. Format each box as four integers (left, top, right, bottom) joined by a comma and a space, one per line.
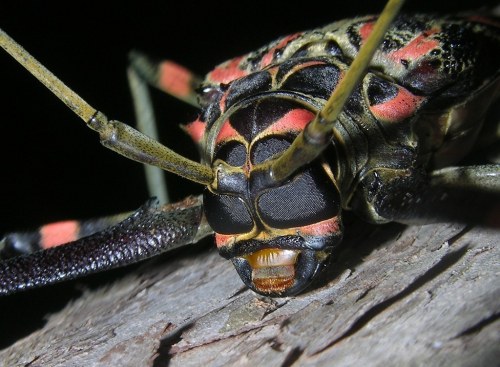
198, 85, 223, 106
257, 166, 340, 228
203, 190, 254, 234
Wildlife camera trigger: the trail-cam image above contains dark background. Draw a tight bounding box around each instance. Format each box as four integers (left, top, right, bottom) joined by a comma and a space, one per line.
0, 0, 496, 349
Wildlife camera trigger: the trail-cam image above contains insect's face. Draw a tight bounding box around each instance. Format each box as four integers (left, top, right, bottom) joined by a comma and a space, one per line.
202, 95, 343, 296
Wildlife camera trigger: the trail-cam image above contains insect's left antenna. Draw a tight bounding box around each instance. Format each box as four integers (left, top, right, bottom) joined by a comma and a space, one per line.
0, 28, 214, 185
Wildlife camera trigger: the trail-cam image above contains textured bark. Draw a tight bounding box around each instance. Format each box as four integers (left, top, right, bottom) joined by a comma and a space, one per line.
1, 220, 499, 367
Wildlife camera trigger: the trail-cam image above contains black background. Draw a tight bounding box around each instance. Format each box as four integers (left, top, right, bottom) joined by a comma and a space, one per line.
0, 0, 496, 349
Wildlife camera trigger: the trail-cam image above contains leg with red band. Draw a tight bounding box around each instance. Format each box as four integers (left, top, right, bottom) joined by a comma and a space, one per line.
129, 50, 201, 107
0, 212, 131, 259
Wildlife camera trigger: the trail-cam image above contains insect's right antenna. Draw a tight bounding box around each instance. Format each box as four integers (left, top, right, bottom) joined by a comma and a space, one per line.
0, 29, 214, 186
268, 0, 405, 184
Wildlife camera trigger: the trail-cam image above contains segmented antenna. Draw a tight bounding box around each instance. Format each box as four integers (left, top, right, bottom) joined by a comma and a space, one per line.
269, 0, 405, 183
0, 29, 214, 185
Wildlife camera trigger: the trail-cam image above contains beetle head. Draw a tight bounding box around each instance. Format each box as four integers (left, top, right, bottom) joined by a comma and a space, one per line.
202, 96, 343, 296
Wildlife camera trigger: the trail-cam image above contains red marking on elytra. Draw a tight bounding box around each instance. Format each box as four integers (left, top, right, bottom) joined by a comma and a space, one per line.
389, 29, 440, 62
40, 220, 80, 249
208, 56, 248, 84
261, 53, 274, 69
216, 120, 241, 144
359, 22, 375, 42
184, 118, 206, 143
260, 33, 302, 68
299, 216, 341, 237
263, 109, 315, 135
370, 86, 425, 122
159, 61, 193, 98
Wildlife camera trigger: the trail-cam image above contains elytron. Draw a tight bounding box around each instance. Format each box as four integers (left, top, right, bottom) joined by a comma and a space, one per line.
0, 0, 499, 296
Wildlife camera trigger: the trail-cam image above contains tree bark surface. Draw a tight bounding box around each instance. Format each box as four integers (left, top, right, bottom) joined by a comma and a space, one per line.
1, 221, 498, 367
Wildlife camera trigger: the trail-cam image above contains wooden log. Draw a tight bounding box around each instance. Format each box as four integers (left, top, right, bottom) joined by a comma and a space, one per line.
1, 220, 498, 366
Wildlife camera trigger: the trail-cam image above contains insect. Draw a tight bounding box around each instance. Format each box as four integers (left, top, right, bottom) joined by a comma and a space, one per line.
0, 0, 499, 298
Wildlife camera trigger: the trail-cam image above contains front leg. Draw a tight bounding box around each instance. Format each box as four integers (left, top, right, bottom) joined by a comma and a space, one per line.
0, 212, 133, 259
0, 196, 213, 295
350, 165, 500, 226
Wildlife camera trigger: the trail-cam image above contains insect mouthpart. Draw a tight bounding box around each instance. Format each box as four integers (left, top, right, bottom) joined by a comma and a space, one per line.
225, 235, 335, 296
233, 247, 331, 296
243, 248, 300, 294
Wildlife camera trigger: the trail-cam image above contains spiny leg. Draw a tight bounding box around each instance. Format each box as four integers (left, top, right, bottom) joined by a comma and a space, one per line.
0, 196, 213, 295
0, 59, 196, 256
0, 212, 132, 259
0, 29, 212, 261
129, 51, 202, 107
361, 165, 500, 226
431, 165, 500, 193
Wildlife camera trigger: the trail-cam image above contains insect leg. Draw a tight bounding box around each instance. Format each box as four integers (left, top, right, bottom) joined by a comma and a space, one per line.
129, 51, 202, 107
127, 65, 169, 204
127, 53, 204, 202
0, 212, 132, 259
0, 196, 213, 295
357, 165, 500, 226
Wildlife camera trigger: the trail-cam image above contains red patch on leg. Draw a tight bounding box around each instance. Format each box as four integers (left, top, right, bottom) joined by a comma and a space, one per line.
40, 220, 80, 249
159, 61, 194, 98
